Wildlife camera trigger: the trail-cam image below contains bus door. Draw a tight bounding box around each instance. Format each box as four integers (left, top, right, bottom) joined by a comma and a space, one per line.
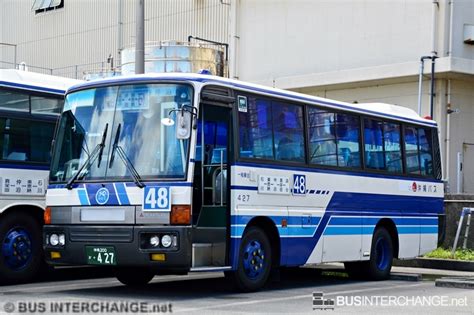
192, 100, 233, 268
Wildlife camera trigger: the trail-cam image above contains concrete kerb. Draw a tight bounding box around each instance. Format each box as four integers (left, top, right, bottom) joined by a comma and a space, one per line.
435, 277, 474, 289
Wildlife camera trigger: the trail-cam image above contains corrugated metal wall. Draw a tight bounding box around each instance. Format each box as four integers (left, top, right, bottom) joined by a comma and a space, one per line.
0, 0, 230, 78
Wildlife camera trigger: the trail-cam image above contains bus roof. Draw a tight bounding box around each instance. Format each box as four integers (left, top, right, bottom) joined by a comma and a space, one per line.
67, 72, 437, 127
0, 69, 81, 95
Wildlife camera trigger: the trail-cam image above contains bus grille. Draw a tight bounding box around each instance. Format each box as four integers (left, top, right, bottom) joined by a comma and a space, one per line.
69, 228, 133, 243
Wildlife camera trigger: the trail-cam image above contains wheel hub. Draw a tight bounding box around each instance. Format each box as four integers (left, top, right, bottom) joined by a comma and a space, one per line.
2, 228, 32, 270
243, 240, 265, 279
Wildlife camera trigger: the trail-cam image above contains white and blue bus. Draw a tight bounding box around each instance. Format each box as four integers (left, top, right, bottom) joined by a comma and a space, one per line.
0, 69, 79, 284
44, 73, 443, 291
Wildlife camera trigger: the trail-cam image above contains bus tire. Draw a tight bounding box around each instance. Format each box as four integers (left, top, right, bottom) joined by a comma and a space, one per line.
115, 267, 155, 286
0, 212, 43, 284
344, 261, 366, 279
366, 227, 393, 280
228, 226, 272, 292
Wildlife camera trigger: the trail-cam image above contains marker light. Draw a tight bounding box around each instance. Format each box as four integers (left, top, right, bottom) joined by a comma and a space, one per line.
161, 235, 172, 248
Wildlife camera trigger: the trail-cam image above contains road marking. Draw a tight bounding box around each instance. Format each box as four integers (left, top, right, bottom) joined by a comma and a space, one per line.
175, 282, 426, 313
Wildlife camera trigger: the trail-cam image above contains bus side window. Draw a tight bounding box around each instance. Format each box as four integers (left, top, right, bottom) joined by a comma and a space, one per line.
364, 119, 385, 170
272, 102, 305, 162
383, 122, 402, 173
404, 126, 421, 175
336, 113, 360, 168
418, 128, 433, 176
239, 97, 274, 160
308, 108, 337, 166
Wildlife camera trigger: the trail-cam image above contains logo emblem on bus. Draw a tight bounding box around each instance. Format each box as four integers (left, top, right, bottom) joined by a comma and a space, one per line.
95, 187, 110, 205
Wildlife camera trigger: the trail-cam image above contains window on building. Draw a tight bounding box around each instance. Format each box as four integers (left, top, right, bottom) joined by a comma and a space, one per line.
272, 102, 305, 162
32, 0, 63, 13
0, 118, 54, 163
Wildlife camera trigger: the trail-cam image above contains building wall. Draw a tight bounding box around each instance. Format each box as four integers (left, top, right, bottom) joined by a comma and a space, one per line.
236, 0, 434, 83
0, 0, 229, 77
451, 0, 474, 59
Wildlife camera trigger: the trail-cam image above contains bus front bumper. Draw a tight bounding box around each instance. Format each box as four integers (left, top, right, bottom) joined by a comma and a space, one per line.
43, 225, 192, 271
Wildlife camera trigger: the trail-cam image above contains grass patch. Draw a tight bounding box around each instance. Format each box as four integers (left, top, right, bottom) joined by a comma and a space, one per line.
424, 247, 474, 261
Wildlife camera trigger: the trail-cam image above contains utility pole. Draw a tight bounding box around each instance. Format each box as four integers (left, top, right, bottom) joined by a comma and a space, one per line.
135, 0, 145, 74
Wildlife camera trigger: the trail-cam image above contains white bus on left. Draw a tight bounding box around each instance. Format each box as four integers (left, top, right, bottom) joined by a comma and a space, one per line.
0, 69, 80, 284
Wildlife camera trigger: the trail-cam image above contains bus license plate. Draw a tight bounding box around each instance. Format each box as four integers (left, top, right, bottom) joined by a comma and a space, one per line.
85, 246, 116, 265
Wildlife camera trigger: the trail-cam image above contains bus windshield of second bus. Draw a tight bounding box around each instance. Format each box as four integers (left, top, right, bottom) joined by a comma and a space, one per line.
50, 83, 193, 185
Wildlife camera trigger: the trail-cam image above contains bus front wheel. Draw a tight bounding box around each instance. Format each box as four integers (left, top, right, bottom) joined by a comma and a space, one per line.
115, 267, 155, 286
0, 211, 43, 284
227, 226, 272, 292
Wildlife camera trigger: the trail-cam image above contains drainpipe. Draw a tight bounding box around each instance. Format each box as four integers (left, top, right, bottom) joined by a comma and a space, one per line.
229, 0, 240, 79
445, 80, 452, 188
429, 56, 438, 118
448, 0, 454, 56
118, 0, 123, 60
417, 56, 432, 115
431, 0, 439, 56
135, 0, 145, 74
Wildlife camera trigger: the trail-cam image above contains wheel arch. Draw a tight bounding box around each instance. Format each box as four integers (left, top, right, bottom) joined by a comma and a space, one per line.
0, 204, 45, 226
374, 218, 399, 259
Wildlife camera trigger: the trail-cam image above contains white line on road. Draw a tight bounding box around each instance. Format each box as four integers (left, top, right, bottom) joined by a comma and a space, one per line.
175, 282, 427, 313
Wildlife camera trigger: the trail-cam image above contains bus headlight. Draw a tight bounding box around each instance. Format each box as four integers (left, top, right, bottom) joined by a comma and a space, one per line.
50, 234, 59, 246
150, 235, 160, 247
161, 235, 172, 248
58, 234, 66, 246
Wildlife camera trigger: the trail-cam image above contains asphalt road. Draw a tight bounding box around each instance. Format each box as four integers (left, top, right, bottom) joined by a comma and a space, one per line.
0, 268, 472, 315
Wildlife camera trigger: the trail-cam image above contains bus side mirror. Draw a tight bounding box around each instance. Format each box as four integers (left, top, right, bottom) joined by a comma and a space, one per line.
176, 110, 192, 139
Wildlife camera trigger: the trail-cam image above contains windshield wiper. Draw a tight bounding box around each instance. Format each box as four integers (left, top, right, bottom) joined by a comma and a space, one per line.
65, 123, 108, 190
109, 124, 145, 188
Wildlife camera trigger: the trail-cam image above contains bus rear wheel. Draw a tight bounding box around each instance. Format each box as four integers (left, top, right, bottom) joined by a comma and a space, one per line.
227, 226, 272, 292
115, 267, 155, 286
0, 212, 42, 284
366, 227, 393, 280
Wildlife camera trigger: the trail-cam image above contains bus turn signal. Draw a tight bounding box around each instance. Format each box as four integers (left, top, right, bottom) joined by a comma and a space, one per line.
44, 207, 52, 225
170, 205, 191, 225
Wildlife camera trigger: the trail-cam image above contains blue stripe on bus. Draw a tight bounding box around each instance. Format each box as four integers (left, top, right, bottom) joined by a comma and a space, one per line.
232, 162, 443, 183
230, 185, 258, 191
0, 81, 66, 95
69, 75, 437, 127
329, 217, 438, 226
77, 189, 90, 206
114, 183, 130, 205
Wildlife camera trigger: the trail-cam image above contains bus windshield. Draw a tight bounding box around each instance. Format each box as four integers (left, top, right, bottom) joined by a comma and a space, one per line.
50, 83, 193, 183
